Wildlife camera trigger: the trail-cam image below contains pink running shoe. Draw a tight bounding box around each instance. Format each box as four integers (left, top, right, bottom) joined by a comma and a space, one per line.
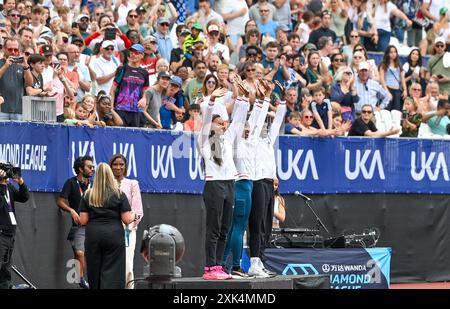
202, 266, 231, 280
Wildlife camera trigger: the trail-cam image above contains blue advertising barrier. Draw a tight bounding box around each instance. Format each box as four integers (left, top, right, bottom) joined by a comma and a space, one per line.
261, 247, 392, 289
1, 122, 450, 194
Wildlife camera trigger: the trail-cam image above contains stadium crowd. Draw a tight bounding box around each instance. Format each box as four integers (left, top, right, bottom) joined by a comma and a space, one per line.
0, 0, 449, 137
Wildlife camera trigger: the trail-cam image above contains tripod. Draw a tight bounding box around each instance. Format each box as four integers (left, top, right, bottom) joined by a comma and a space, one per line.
12, 265, 36, 289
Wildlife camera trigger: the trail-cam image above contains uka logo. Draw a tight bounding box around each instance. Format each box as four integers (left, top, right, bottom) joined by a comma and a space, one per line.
345, 149, 385, 180
276, 149, 319, 180
411, 151, 449, 181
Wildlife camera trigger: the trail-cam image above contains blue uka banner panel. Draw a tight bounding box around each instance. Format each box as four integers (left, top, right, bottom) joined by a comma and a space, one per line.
1, 122, 450, 194
262, 247, 392, 289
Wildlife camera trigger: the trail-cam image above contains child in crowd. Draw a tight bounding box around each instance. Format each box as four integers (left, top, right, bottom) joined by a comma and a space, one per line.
64, 102, 94, 128
184, 104, 202, 132
401, 97, 422, 137
284, 111, 303, 135
311, 87, 332, 130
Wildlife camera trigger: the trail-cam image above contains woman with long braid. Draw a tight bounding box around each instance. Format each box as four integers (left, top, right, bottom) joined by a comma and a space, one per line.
198, 81, 249, 280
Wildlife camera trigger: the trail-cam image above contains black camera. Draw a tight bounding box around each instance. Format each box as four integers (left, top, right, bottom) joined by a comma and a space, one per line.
12, 56, 24, 64
0, 162, 21, 179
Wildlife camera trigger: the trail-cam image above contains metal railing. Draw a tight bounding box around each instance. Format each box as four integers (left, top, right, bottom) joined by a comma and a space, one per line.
22, 96, 56, 122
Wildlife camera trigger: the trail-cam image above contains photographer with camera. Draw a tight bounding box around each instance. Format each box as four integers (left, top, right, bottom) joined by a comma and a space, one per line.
0, 163, 29, 289
0, 38, 33, 121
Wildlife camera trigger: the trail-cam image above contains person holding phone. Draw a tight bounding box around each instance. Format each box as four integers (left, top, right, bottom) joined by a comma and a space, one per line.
400, 97, 422, 137
0, 38, 33, 121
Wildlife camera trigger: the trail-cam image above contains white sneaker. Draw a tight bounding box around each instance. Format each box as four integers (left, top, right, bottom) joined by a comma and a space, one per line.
257, 258, 277, 277
248, 264, 270, 278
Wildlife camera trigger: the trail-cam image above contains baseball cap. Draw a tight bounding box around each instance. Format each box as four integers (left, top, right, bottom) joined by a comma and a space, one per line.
129, 43, 145, 52
435, 36, 446, 45
71, 36, 84, 45
277, 24, 290, 32
358, 61, 369, 71
304, 43, 317, 50
144, 35, 157, 43
170, 76, 182, 87
101, 40, 115, 49
191, 22, 203, 31
136, 5, 146, 14
180, 28, 191, 36
439, 7, 448, 15
207, 24, 219, 33
158, 17, 170, 25
41, 44, 53, 56
76, 14, 90, 23
158, 71, 170, 79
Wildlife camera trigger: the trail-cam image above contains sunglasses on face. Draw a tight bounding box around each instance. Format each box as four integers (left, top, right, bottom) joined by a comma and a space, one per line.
411, 88, 421, 91
209, 31, 219, 36
334, 58, 344, 62
343, 71, 353, 75
435, 44, 444, 48
206, 80, 216, 85
304, 115, 313, 119
7, 48, 19, 53
128, 15, 138, 18
62, 37, 68, 43
259, 10, 269, 13
160, 23, 169, 27
105, 47, 114, 51
247, 68, 255, 72
9, 14, 20, 17
362, 110, 372, 114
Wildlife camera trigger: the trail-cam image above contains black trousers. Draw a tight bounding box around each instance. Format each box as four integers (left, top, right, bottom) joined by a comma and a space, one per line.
203, 180, 234, 267
248, 179, 274, 258
387, 87, 403, 112
116, 110, 142, 127
85, 223, 126, 289
0, 230, 15, 289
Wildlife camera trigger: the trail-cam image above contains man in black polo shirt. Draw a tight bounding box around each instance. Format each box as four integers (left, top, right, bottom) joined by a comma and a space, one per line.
349, 104, 400, 137
0, 166, 29, 289
307, 11, 337, 47
56, 155, 94, 289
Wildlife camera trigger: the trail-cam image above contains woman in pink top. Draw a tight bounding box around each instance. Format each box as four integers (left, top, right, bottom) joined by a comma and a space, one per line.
109, 154, 144, 289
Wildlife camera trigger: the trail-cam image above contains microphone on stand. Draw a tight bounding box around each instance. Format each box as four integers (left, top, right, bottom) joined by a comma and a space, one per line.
294, 191, 312, 201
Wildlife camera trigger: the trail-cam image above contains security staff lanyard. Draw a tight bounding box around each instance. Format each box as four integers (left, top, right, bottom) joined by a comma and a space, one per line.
4, 189, 17, 225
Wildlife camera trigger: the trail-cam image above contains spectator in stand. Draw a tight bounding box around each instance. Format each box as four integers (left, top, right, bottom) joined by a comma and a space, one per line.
221, 0, 249, 45
369, 0, 412, 52
311, 87, 333, 130
175, 65, 190, 89
256, 2, 279, 38
403, 48, 426, 96
85, 22, 131, 54
160, 76, 185, 130
199, 73, 233, 126
308, 10, 337, 46
204, 22, 230, 64
332, 111, 352, 136
170, 27, 191, 73
342, 30, 360, 64
0, 38, 33, 121
89, 40, 119, 95
317, 36, 334, 68
114, 0, 137, 27
249, 0, 277, 23
217, 64, 231, 90
421, 99, 450, 136
299, 109, 337, 136
305, 50, 332, 93
182, 22, 205, 56
206, 54, 220, 75
142, 71, 169, 129
111, 44, 149, 127
348, 104, 400, 136
64, 102, 95, 128
67, 44, 92, 101
330, 66, 359, 123
276, 24, 289, 47
288, 33, 301, 54
426, 37, 450, 94
295, 10, 314, 48
261, 42, 290, 96
329, 53, 345, 77
328, 0, 348, 44
196, 0, 224, 28
354, 61, 390, 114
75, 14, 91, 39
184, 103, 202, 132
238, 29, 261, 63
284, 111, 303, 135
95, 92, 123, 127
378, 45, 407, 111
154, 17, 173, 62
185, 60, 207, 105
284, 86, 301, 120
140, 35, 159, 84
400, 96, 422, 137
26, 53, 53, 97
119, 9, 148, 40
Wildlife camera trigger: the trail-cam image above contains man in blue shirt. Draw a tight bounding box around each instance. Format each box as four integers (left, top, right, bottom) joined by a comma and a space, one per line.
256, 3, 278, 38
154, 17, 173, 62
